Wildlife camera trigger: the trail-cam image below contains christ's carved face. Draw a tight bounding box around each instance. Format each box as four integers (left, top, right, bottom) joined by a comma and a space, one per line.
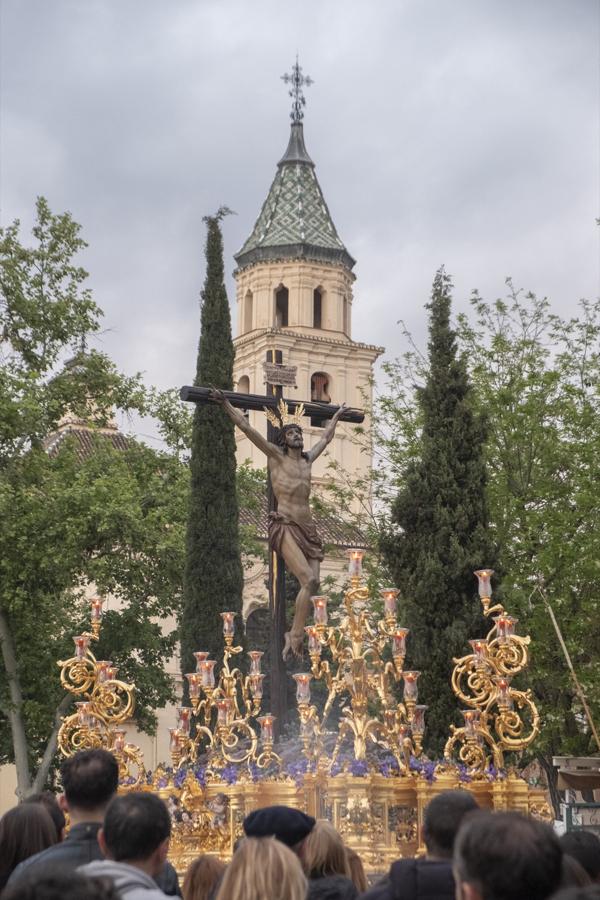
284, 425, 304, 450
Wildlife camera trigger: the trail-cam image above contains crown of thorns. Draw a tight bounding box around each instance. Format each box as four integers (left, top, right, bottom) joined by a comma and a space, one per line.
263, 399, 305, 430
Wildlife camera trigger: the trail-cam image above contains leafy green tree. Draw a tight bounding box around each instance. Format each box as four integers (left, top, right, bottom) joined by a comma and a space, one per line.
381, 269, 495, 754
458, 285, 600, 810
0, 198, 188, 797
180, 211, 244, 684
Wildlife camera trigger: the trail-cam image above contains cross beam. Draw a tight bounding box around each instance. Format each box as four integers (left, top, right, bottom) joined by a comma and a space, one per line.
179, 386, 365, 424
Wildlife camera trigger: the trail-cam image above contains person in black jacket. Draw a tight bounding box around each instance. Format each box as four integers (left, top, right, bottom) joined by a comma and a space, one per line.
362, 790, 479, 900
7, 749, 181, 896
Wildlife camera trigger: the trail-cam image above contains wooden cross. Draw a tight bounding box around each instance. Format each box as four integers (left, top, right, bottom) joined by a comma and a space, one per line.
181, 357, 364, 729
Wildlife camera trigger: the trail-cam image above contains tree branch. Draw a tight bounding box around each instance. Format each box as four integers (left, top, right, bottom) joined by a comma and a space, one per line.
0, 605, 32, 798
31, 693, 73, 795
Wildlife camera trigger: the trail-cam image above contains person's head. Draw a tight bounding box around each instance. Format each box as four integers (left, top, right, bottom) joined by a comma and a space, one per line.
277, 424, 305, 454
0, 803, 58, 884
454, 810, 563, 900
23, 792, 66, 842
182, 854, 226, 900
243, 805, 315, 851
560, 832, 600, 882
345, 847, 367, 892
215, 837, 307, 900
2, 868, 121, 900
302, 820, 350, 879
548, 888, 600, 900
561, 854, 593, 888
98, 792, 171, 877
422, 790, 479, 859
60, 749, 119, 820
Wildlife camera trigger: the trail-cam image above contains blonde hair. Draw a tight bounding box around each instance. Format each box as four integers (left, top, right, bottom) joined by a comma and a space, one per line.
302, 820, 350, 879
183, 853, 226, 900
345, 847, 368, 892
214, 837, 307, 900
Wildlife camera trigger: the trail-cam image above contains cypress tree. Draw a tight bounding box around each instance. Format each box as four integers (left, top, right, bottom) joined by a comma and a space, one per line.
180, 210, 244, 686
381, 269, 495, 755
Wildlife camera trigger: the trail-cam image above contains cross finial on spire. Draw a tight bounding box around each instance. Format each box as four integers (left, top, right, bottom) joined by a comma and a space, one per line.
281, 56, 313, 123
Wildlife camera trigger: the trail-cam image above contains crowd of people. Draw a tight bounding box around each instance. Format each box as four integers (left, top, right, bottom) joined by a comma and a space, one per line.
1, 749, 599, 900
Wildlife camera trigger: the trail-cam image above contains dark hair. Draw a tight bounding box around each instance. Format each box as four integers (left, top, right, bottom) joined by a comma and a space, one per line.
60, 749, 119, 811
454, 811, 563, 900
23, 792, 66, 842
0, 804, 58, 886
183, 854, 226, 900
560, 831, 600, 881
550, 889, 600, 900
102, 792, 171, 862
276, 424, 308, 459
561, 854, 593, 888
422, 789, 479, 858
2, 869, 121, 900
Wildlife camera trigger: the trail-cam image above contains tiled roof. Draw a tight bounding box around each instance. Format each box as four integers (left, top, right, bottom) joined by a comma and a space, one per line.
235, 123, 355, 272
239, 496, 367, 550
43, 425, 130, 461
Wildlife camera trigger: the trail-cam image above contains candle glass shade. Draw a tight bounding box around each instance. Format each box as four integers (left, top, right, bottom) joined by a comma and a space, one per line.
411, 705, 427, 736
293, 673, 312, 704
96, 661, 112, 683
221, 611, 235, 638
346, 548, 365, 578
462, 708, 482, 740
73, 635, 90, 659
469, 639, 489, 669
200, 660, 216, 689
312, 596, 328, 626
305, 626, 321, 654
113, 729, 126, 752
216, 699, 231, 726
495, 676, 513, 708
474, 569, 494, 599
177, 707, 193, 734
380, 588, 399, 620
186, 673, 202, 699
105, 665, 118, 681
402, 671, 420, 702
90, 598, 103, 621
194, 651, 209, 671
76, 701, 92, 727
258, 715, 275, 744
391, 628, 409, 658
249, 674, 265, 700
493, 615, 518, 644
248, 651, 263, 675
169, 728, 182, 752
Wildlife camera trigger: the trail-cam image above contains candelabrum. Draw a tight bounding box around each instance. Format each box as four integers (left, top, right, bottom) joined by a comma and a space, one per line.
444, 569, 540, 775
297, 550, 426, 773
57, 598, 145, 787
170, 612, 281, 772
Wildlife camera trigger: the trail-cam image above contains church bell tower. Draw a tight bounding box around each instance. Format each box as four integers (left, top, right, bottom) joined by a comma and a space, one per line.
233, 61, 382, 500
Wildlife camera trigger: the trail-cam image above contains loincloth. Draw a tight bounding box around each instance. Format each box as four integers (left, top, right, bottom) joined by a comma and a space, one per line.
268, 512, 324, 562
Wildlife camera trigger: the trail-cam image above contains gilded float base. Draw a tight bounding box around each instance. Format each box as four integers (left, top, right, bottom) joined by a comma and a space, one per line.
145, 770, 552, 876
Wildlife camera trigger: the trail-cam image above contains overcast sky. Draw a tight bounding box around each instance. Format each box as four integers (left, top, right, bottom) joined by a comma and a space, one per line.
1, 0, 598, 437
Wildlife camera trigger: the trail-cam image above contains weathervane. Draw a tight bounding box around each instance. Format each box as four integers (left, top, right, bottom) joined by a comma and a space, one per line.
281, 56, 313, 123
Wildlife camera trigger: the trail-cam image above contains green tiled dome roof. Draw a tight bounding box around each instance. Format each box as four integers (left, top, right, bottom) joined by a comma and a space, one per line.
235, 123, 355, 271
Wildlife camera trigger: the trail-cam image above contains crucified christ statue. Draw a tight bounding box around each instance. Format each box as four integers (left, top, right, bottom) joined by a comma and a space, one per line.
210, 390, 347, 659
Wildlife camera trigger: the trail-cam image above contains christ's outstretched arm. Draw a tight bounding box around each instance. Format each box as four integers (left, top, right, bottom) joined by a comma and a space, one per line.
306, 402, 348, 462
210, 389, 278, 458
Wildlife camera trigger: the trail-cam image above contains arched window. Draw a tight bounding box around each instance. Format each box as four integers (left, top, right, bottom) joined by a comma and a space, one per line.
313, 288, 322, 328
310, 371, 331, 428
244, 291, 253, 333
275, 286, 288, 327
